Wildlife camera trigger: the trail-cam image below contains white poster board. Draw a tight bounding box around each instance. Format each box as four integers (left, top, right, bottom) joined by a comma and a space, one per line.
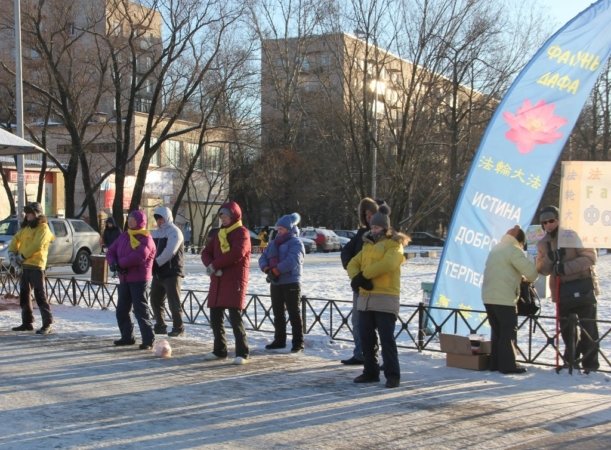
559, 161, 610, 249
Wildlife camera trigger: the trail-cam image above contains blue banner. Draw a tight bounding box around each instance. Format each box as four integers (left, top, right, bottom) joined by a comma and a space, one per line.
430, 0, 611, 334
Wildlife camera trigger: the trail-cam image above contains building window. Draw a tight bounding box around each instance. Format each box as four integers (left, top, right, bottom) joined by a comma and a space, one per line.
166, 140, 181, 167
206, 145, 222, 172
149, 137, 160, 167
185, 142, 202, 171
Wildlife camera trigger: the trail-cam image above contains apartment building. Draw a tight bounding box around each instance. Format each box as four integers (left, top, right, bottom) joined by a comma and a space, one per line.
261, 32, 487, 229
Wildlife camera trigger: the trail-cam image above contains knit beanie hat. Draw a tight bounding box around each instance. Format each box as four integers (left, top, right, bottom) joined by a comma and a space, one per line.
276, 212, 301, 230
539, 205, 559, 223
370, 204, 391, 229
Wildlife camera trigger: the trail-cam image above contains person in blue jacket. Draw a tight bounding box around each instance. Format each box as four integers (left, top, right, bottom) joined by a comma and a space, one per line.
259, 212, 305, 353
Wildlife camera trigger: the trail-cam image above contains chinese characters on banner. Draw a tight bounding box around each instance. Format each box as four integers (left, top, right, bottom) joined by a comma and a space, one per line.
559, 161, 610, 249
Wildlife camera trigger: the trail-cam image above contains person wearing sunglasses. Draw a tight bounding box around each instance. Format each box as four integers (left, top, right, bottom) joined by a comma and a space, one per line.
535, 205, 600, 372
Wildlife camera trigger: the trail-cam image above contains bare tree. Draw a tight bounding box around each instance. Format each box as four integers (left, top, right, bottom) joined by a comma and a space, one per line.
0, 0, 109, 224
96, 0, 246, 228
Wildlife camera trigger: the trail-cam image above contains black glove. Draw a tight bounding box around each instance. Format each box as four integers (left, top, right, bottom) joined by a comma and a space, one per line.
553, 262, 565, 276
351, 272, 373, 291
110, 263, 127, 275
547, 250, 557, 263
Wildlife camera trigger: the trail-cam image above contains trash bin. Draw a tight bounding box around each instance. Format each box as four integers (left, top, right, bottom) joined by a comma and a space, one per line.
90, 255, 108, 284
421, 282, 435, 335
421, 282, 433, 306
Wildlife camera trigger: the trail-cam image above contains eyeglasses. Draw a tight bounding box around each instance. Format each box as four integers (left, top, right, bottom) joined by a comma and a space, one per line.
541, 219, 556, 225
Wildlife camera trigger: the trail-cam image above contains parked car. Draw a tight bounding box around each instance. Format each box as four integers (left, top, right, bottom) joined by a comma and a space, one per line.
0, 216, 102, 274
408, 231, 445, 247
299, 236, 317, 254
267, 227, 317, 254
334, 229, 357, 240
300, 227, 341, 252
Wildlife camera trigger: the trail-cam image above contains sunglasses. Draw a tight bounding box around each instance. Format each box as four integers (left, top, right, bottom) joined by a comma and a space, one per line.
541, 219, 556, 225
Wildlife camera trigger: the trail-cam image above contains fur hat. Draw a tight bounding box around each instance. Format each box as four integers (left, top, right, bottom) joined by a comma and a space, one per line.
24, 202, 43, 217
276, 212, 301, 230
153, 339, 172, 358
358, 197, 379, 227
539, 205, 559, 223
370, 204, 391, 229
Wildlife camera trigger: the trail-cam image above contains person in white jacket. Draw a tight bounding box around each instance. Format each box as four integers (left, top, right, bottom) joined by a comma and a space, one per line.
150, 206, 185, 337
482, 225, 538, 374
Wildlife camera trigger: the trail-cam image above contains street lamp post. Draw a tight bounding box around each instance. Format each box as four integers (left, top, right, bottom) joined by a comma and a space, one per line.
14, 0, 26, 215
355, 29, 380, 199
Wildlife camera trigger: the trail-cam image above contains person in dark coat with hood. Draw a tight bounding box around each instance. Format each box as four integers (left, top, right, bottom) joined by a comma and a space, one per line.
340, 197, 381, 365
201, 201, 251, 364
101, 217, 121, 251
259, 212, 305, 353
106, 209, 156, 350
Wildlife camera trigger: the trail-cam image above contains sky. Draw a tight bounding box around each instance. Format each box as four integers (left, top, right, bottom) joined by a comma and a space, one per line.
540, 0, 599, 26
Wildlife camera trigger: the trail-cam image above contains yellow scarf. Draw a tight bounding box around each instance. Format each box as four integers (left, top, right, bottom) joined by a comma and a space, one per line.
218, 220, 242, 253
127, 228, 150, 249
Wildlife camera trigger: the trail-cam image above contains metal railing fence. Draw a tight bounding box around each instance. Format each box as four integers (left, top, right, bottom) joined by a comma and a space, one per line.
1, 273, 608, 372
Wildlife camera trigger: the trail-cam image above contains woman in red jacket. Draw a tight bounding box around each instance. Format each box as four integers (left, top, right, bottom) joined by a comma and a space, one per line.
201, 201, 251, 364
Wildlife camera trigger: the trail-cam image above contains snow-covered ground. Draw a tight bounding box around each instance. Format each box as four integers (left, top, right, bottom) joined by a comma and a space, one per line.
0, 248, 609, 449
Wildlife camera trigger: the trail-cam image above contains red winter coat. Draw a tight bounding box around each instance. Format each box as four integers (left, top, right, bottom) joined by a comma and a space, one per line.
201, 201, 251, 309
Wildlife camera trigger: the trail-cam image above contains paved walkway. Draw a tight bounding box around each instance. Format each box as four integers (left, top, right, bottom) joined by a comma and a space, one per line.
0, 329, 609, 449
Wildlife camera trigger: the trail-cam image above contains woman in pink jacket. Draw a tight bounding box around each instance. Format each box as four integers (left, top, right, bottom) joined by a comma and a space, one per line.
106, 210, 156, 349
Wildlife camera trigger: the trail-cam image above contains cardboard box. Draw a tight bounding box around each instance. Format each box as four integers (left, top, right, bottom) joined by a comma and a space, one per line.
439, 334, 491, 355
446, 353, 490, 370
440, 333, 491, 371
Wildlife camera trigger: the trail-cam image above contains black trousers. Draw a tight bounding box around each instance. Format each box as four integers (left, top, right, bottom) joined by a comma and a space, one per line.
270, 283, 304, 347
19, 267, 53, 326
116, 281, 155, 345
209, 307, 249, 358
150, 275, 184, 330
359, 310, 400, 381
559, 302, 599, 370
485, 304, 519, 372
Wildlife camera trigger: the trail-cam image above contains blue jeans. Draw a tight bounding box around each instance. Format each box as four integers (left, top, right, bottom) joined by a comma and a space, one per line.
351, 291, 363, 360
116, 281, 155, 345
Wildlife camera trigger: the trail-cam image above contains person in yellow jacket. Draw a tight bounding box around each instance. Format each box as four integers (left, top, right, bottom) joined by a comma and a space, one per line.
347, 204, 409, 388
482, 225, 538, 374
8, 202, 55, 335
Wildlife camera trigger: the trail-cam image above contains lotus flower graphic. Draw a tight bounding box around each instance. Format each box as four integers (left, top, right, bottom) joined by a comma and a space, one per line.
503, 99, 568, 154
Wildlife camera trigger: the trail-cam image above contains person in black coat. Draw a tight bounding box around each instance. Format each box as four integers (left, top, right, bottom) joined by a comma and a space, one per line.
339, 197, 383, 365
102, 217, 121, 251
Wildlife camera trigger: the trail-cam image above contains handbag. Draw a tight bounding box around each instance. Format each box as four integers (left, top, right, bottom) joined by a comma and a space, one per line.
559, 277, 596, 308
517, 281, 540, 316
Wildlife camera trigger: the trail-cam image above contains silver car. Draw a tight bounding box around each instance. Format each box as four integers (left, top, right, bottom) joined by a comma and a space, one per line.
0, 217, 102, 274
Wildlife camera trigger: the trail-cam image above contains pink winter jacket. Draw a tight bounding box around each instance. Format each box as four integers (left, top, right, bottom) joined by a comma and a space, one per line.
106, 210, 156, 283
